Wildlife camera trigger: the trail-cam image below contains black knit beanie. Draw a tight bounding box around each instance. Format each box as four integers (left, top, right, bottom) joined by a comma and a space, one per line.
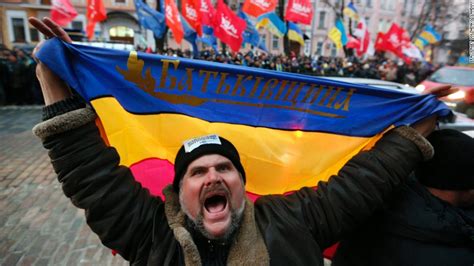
173, 134, 246, 192
415, 129, 474, 190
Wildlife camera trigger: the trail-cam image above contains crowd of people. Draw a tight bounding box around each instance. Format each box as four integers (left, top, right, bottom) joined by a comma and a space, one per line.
0, 46, 43, 105
1, 44, 441, 106
163, 48, 440, 86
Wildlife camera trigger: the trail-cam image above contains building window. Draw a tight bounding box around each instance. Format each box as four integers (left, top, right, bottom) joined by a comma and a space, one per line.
72, 21, 84, 31
110, 26, 134, 44
109, 26, 134, 37
260, 34, 267, 47
388, 0, 396, 10
272, 35, 279, 50
403, 0, 409, 10
114, 0, 126, 4
378, 19, 385, 32
318, 11, 326, 29
316, 41, 323, 55
366, 0, 372, 7
304, 39, 311, 56
12, 18, 26, 42
7, 11, 31, 44
330, 44, 337, 57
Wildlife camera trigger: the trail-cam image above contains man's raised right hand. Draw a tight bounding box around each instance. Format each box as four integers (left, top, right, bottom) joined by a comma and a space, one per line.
28, 17, 72, 105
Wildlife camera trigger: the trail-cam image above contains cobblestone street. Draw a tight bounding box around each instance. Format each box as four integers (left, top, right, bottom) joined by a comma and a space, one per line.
0, 106, 127, 266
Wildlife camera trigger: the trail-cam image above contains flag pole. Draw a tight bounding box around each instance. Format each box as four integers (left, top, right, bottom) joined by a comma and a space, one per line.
309, 0, 317, 57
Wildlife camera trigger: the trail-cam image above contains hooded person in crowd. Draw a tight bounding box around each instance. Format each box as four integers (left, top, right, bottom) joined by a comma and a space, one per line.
29, 17, 455, 265
332, 129, 474, 266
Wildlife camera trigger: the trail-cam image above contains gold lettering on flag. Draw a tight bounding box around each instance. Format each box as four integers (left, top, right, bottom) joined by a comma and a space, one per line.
116, 52, 356, 118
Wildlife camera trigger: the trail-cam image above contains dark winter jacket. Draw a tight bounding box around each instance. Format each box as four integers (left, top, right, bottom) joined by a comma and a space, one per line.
33, 105, 433, 266
332, 176, 474, 266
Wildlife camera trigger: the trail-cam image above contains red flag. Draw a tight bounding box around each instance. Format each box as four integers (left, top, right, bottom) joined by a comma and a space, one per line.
285, 0, 313, 25
51, 0, 77, 26
182, 0, 202, 36
165, 0, 184, 44
242, 0, 277, 18
346, 36, 360, 49
86, 0, 107, 40
200, 0, 216, 27
384, 23, 409, 51
374, 32, 388, 51
213, 0, 246, 52
383, 23, 413, 63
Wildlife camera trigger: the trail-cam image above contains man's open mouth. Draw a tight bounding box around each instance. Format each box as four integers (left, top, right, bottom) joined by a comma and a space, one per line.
204, 193, 228, 213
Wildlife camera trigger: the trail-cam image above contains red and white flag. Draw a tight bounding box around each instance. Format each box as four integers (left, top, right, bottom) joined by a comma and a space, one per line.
242, 0, 277, 18
86, 0, 107, 40
200, 0, 216, 27
285, 0, 313, 25
51, 0, 77, 26
213, 0, 246, 52
182, 0, 202, 36
353, 19, 370, 56
165, 0, 184, 44
376, 23, 420, 63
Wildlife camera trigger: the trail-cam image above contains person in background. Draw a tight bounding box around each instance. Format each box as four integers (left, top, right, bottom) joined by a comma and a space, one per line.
332, 129, 474, 266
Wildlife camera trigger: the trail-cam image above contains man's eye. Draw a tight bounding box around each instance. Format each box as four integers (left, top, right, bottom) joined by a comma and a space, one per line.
192, 169, 205, 176
216, 164, 230, 172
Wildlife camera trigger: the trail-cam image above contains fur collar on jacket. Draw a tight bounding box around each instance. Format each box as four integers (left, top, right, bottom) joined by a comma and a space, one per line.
163, 185, 269, 265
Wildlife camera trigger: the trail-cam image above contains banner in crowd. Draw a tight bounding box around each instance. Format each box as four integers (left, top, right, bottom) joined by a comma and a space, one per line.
37, 39, 449, 196
51, 0, 78, 26
182, 0, 203, 36
242, 0, 277, 18
353, 19, 370, 56
238, 10, 268, 51
414, 25, 441, 50
199, 0, 216, 26
328, 18, 347, 49
376, 23, 422, 63
86, 0, 107, 40
285, 0, 313, 25
134, 0, 166, 38
343, 2, 359, 20
288, 22, 305, 46
181, 15, 199, 57
256, 12, 287, 38
165, 0, 184, 44
197, 30, 218, 52
213, 0, 247, 52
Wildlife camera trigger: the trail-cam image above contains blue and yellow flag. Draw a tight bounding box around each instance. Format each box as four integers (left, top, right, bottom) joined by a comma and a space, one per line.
288, 22, 305, 46
415, 25, 441, 49
238, 9, 267, 52
256, 12, 287, 37
328, 18, 347, 49
37, 39, 449, 197
343, 2, 359, 20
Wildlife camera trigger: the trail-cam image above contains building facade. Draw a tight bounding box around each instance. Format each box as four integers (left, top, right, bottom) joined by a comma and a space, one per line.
0, 0, 144, 49
1, 0, 468, 63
